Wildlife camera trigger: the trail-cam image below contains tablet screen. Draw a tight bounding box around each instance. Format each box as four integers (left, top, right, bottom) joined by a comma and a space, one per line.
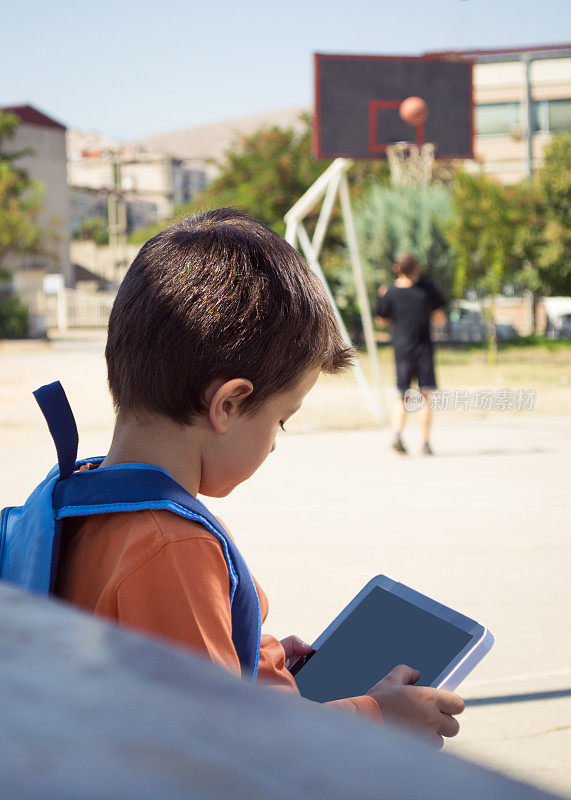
295, 586, 472, 702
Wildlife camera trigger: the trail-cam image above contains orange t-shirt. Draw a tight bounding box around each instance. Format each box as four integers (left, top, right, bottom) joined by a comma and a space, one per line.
54, 507, 381, 721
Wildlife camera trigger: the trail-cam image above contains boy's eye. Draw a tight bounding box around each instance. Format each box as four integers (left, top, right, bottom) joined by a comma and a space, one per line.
279, 420, 286, 432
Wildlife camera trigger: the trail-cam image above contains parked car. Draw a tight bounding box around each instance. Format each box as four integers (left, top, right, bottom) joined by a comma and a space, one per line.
494, 320, 519, 342
433, 301, 519, 343
558, 314, 571, 339
449, 302, 486, 342
543, 297, 571, 340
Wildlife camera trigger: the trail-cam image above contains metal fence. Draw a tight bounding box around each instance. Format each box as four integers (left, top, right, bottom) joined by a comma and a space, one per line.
17, 289, 116, 332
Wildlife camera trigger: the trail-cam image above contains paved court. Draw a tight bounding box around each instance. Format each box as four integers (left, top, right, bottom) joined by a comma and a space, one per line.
208, 418, 570, 797
1, 335, 569, 797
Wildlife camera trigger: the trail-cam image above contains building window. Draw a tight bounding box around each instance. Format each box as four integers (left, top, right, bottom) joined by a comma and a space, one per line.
532, 100, 549, 133
548, 99, 571, 132
477, 99, 571, 136
476, 103, 520, 136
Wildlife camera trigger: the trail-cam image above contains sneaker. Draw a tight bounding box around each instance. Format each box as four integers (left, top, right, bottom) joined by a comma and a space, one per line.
392, 435, 407, 454
422, 441, 434, 456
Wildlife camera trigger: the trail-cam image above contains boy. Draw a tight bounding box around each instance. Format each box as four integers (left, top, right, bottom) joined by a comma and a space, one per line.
375, 253, 447, 456
55, 210, 463, 747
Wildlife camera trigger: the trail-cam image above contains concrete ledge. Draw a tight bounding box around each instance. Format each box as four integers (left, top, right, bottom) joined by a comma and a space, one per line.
0, 583, 561, 800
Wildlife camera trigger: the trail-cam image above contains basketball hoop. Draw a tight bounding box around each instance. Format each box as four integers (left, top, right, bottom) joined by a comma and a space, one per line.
386, 142, 436, 187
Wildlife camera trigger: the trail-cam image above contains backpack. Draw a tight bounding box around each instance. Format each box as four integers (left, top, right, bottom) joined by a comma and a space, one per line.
0, 381, 261, 681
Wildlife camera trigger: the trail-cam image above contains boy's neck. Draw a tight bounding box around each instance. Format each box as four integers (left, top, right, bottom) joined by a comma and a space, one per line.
395, 273, 420, 288
101, 412, 203, 497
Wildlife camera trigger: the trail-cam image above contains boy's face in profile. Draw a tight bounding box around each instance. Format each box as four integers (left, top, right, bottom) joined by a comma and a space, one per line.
200, 366, 321, 498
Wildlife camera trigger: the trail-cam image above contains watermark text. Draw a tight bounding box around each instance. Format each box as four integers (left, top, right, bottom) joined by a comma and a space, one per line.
403, 388, 536, 412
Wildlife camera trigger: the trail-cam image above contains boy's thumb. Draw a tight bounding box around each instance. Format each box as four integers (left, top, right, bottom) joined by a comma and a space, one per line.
293, 636, 313, 654
387, 664, 421, 685
282, 635, 313, 655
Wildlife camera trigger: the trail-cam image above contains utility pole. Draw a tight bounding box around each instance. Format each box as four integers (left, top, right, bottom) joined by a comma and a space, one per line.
522, 56, 534, 179
107, 152, 128, 284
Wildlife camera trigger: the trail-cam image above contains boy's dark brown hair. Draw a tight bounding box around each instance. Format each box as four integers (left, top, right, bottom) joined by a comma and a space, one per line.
106, 208, 353, 424
393, 252, 420, 278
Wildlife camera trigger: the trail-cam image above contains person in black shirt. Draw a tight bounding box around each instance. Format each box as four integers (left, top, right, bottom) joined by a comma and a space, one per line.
375, 253, 446, 455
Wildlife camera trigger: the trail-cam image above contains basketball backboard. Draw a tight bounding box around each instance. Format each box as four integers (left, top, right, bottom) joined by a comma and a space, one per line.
314, 54, 474, 160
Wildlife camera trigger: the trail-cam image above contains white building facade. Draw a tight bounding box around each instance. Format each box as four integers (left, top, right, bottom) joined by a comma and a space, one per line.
427, 43, 571, 183
1, 105, 72, 287
67, 129, 208, 232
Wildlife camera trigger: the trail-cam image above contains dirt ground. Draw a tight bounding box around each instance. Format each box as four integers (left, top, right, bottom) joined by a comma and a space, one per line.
1, 331, 570, 797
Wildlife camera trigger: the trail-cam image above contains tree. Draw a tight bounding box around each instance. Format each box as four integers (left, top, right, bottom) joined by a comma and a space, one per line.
445, 170, 548, 358
0, 111, 44, 266
130, 114, 389, 245
352, 181, 455, 302
448, 135, 571, 302
447, 171, 519, 298
450, 174, 540, 294
0, 111, 47, 339
518, 132, 571, 297
72, 215, 110, 246
0, 292, 28, 338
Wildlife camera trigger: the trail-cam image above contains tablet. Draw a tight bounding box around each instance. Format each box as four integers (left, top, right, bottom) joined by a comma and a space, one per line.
292, 575, 494, 703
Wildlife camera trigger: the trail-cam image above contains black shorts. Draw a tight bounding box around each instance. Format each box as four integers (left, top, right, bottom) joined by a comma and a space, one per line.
395, 345, 437, 394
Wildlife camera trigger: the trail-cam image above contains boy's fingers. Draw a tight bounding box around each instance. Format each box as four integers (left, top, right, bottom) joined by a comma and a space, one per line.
291, 636, 313, 654
387, 664, 421, 685
281, 635, 313, 656
438, 713, 461, 738
436, 691, 465, 716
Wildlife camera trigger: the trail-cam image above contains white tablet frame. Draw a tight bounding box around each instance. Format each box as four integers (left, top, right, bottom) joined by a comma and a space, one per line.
307, 574, 494, 692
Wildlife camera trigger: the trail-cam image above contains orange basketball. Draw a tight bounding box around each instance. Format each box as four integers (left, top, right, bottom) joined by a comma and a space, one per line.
399, 96, 429, 127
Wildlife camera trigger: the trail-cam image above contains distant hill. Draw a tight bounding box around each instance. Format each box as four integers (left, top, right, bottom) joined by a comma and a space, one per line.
132, 105, 309, 177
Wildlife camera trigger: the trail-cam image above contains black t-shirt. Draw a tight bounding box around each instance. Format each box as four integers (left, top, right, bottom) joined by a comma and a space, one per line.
375, 279, 445, 356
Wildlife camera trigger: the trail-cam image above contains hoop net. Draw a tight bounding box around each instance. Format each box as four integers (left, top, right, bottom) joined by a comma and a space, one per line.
386, 142, 435, 187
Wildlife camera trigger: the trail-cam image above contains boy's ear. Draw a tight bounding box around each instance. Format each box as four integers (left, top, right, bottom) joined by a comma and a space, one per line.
207, 378, 254, 433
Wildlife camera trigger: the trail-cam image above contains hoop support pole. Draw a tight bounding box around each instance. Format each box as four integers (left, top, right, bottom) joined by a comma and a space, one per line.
284, 158, 388, 425
338, 173, 389, 420
295, 222, 382, 423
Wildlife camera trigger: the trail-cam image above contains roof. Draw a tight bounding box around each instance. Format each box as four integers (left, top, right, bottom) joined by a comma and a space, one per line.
423, 43, 571, 61
0, 104, 66, 131
72, 262, 112, 289
542, 297, 571, 318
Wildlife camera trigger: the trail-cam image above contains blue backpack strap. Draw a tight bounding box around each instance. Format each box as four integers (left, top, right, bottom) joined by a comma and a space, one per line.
18, 381, 80, 592
33, 382, 79, 480
1, 381, 79, 593
53, 466, 261, 681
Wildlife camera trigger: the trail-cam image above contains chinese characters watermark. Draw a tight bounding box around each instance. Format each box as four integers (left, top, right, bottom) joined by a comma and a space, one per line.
403, 388, 536, 412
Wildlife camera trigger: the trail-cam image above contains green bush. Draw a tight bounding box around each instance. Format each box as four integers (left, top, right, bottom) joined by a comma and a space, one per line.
353, 181, 455, 303
0, 295, 29, 339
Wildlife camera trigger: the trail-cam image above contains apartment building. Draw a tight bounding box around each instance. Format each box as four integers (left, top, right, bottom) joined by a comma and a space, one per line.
1, 105, 72, 287
67, 129, 207, 232
426, 43, 571, 183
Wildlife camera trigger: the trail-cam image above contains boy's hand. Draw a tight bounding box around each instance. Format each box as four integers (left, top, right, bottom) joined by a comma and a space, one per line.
377, 284, 389, 297
280, 635, 313, 670
366, 664, 465, 749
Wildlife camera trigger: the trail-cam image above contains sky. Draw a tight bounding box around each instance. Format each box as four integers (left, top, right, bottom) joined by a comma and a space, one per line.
2, 0, 570, 141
